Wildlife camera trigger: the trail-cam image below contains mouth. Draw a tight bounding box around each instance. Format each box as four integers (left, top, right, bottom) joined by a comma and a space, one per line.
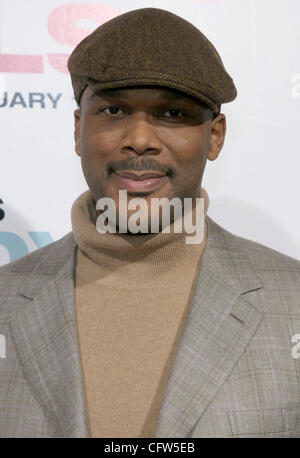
112, 171, 169, 193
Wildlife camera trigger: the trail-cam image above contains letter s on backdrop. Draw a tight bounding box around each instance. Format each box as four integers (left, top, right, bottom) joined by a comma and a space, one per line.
47, 3, 121, 74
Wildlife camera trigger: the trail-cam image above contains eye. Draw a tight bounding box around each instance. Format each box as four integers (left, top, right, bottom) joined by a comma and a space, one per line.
98, 105, 124, 116
162, 109, 185, 119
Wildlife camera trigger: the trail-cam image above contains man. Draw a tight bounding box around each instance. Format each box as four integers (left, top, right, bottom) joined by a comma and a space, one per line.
0, 7, 300, 438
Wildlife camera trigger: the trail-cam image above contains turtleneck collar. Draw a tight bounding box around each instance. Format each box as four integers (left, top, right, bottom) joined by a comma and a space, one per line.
71, 187, 209, 289
71, 187, 209, 259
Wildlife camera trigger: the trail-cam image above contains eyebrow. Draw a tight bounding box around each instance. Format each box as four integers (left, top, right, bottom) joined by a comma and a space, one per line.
88, 88, 189, 103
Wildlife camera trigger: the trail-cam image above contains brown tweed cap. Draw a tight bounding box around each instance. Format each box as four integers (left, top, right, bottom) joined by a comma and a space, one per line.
67, 7, 237, 114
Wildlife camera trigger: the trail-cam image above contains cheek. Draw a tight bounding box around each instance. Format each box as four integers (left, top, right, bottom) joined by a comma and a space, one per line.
161, 126, 207, 158
167, 134, 207, 170
167, 129, 208, 188
80, 117, 121, 159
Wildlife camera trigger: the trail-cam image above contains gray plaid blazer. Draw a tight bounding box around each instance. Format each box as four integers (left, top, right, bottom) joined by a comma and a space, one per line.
0, 215, 300, 438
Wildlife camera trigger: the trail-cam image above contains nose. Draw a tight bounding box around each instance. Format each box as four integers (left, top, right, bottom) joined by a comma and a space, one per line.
120, 112, 163, 156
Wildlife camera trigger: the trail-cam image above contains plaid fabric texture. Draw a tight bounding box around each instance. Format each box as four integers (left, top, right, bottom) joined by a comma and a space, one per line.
0, 216, 299, 437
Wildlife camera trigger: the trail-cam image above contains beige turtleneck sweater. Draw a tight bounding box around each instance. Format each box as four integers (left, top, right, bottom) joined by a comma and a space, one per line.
71, 188, 209, 438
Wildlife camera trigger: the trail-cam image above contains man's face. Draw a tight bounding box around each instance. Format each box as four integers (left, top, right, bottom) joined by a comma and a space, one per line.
74, 85, 226, 233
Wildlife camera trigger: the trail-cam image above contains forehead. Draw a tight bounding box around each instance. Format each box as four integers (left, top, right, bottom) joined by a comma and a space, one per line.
85, 85, 203, 106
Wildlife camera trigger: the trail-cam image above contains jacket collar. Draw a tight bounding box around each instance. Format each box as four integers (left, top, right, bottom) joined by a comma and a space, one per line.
10, 216, 263, 437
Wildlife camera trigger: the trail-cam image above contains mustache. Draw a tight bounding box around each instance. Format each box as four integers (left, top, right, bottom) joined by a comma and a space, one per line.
107, 158, 176, 177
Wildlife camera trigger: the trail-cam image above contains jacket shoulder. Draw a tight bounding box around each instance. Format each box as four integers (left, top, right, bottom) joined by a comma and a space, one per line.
0, 231, 75, 276
206, 217, 300, 317
207, 216, 300, 272
211, 219, 300, 315
0, 232, 76, 320
230, 228, 300, 272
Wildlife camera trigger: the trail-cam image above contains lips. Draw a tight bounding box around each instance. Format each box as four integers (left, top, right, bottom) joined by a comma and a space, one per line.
113, 171, 169, 192
114, 171, 166, 180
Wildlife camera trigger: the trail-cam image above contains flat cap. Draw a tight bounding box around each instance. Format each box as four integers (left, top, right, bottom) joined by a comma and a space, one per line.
67, 7, 237, 114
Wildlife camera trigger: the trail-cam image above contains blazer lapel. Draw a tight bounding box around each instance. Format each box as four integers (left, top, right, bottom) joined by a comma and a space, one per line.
9, 233, 89, 438
154, 216, 264, 438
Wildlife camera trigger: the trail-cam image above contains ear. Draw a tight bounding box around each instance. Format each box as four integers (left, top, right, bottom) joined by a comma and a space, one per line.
74, 108, 81, 157
207, 113, 226, 161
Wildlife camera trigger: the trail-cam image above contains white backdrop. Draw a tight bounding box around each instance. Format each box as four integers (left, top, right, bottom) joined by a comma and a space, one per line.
0, 0, 299, 265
